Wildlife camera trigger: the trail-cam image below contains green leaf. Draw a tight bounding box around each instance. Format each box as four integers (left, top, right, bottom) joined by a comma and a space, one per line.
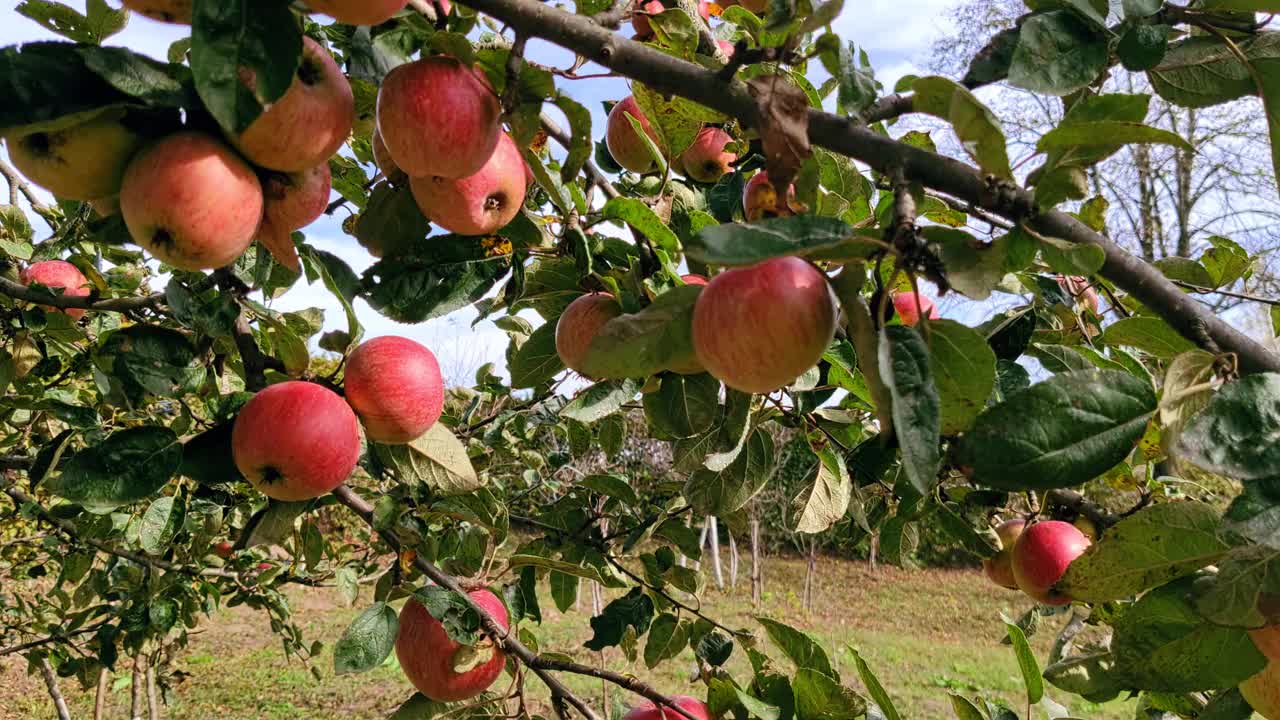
1007, 11, 1109, 96
1004, 618, 1044, 705
793, 668, 866, 720
584, 587, 654, 651
1176, 373, 1280, 481
956, 370, 1157, 491
878, 326, 941, 496
1038, 120, 1193, 153
17, 0, 128, 44
602, 197, 681, 255
579, 285, 702, 379
911, 76, 1012, 180
1123, 0, 1163, 16
414, 586, 484, 645
949, 695, 985, 720
389, 694, 447, 720
1100, 316, 1198, 358
849, 647, 901, 720
354, 182, 431, 259
1149, 33, 1278, 109
756, 616, 835, 678
632, 82, 724, 158
47, 426, 182, 512
362, 253, 510, 324
554, 95, 593, 183
731, 687, 782, 720
561, 379, 641, 423
1154, 256, 1216, 288
138, 494, 181, 554
686, 428, 775, 515
687, 216, 870, 266
376, 423, 483, 495
793, 444, 852, 534
191, 0, 302, 134
696, 630, 734, 666
927, 320, 997, 435
245, 500, 309, 547
923, 228, 1007, 301
649, 8, 699, 58
1039, 234, 1106, 276
510, 321, 564, 389
644, 373, 719, 439
1111, 578, 1265, 691
1117, 23, 1170, 71
333, 603, 398, 675
643, 613, 689, 668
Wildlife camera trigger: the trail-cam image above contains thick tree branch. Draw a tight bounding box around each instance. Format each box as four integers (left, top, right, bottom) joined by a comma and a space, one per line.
0, 275, 167, 312
39, 657, 72, 720
333, 485, 703, 720
456, 0, 1280, 374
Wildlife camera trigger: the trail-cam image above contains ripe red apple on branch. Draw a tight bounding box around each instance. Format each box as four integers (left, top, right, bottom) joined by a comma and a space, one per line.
5, 111, 144, 201
631, 0, 665, 39
410, 133, 528, 235
120, 132, 264, 271
19, 261, 90, 320
606, 96, 663, 174
258, 163, 332, 273
742, 170, 797, 221
377, 56, 501, 179
120, 0, 191, 23
679, 127, 737, 184
231, 37, 355, 173
343, 336, 445, 444
1242, 661, 1280, 719
1056, 275, 1101, 315
1011, 520, 1091, 606
981, 518, 1025, 590
623, 695, 712, 720
891, 291, 939, 327
232, 381, 362, 501
305, 0, 410, 25
556, 292, 622, 376
396, 590, 509, 702
692, 256, 837, 393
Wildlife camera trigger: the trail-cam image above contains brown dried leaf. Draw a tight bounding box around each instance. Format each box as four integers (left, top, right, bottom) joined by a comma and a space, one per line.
747, 73, 812, 213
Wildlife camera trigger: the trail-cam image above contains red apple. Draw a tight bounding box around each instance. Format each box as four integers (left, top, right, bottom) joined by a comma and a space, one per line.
981, 518, 1025, 590
742, 170, 796, 221
1011, 520, 1090, 606
1056, 275, 1100, 315
632, 0, 665, 39
232, 381, 361, 502
555, 293, 622, 376
120, 132, 263, 271
213, 541, 234, 559
305, 0, 408, 24
20, 261, 90, 320
682, 274, 708, 285
344, 336, 445, 444
1242, 661, 1280, 719
397, 590, 509, 702
679, 127, 737, 184
692, 256, 836, 393
5, 111, 144, 201
606, 96, 663, 174
410, 133, 527, 236
624, 696, 712, 720
121, 0, 191, 23
891, 291, 939, 327
372, 127, 403, 180
716, 40, 735, 58
232, 37, 354, 173
377, 56, 501, 179
698, 1, 712, 20
258, 163, 332, 273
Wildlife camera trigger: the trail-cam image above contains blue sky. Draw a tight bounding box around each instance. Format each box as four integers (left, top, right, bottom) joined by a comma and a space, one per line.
1, 1, 960, 386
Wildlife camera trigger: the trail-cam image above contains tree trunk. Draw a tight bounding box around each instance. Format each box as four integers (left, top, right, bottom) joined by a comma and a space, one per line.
750, 517, 762, 609
94, 667, 109, 720
707, 516, 724, 590
39, 658, 72, 720
802, 539, 817, 612
131, 654, 145, 720
694, 518, 709, 572
869, 532, 879, 572
147, 657, 160, 720
727, 526, 739, 590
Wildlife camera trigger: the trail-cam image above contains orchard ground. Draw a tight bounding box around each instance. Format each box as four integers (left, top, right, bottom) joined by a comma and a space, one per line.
1, 554, 1131, 719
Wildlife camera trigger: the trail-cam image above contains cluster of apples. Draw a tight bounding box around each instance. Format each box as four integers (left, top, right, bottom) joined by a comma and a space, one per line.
981, 518, 1092, 606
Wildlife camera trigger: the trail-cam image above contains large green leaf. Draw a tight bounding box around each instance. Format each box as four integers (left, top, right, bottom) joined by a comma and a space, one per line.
561, 379, 641, 423
374, 424, 483, 496
584, 587, 654, 651
792, 444, 852, 534
1100, 316, 1198, 358
191, 0, 301, 134
1175, 373, 1280, 481
602, 197, 681, 254
1007, 11, 1109, 96
685, 428, 775, 515
911, 76, 1012, 179
643, 373, 719, 439
1004, 618, 1043, 705
47, 426, 182, 512
578, 285, 702, 379
955, 370, 1156, 490
1037, 121, 1193, 153
879, 327, 941, 495
509, 321, 564, 389
1111, 578, 1265, 692
755, 617, 835, 678
333, 603, 398, 675
1059, 502, 1230, 603
928, 320, 997, 435
793, 668, 866, 720
686, 216, 869, 266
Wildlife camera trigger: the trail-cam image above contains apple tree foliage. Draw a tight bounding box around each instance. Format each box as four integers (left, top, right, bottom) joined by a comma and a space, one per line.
2, 0, 1280, 719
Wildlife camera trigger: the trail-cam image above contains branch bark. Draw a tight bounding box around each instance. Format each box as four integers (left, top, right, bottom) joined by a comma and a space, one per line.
456, 0, 1280, 375
0, 275, 167, 313
40, 657, 73, 720
333, 484, 704, 720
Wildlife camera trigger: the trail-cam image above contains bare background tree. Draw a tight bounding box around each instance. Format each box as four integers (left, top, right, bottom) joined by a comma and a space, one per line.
928, 0, 1280, 319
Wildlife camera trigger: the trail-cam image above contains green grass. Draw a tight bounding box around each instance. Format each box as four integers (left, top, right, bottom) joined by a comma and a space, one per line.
1, 555, 1134, 719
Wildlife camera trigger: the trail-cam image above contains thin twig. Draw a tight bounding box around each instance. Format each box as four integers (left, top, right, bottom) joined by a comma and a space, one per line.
39, 657, 72, 720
